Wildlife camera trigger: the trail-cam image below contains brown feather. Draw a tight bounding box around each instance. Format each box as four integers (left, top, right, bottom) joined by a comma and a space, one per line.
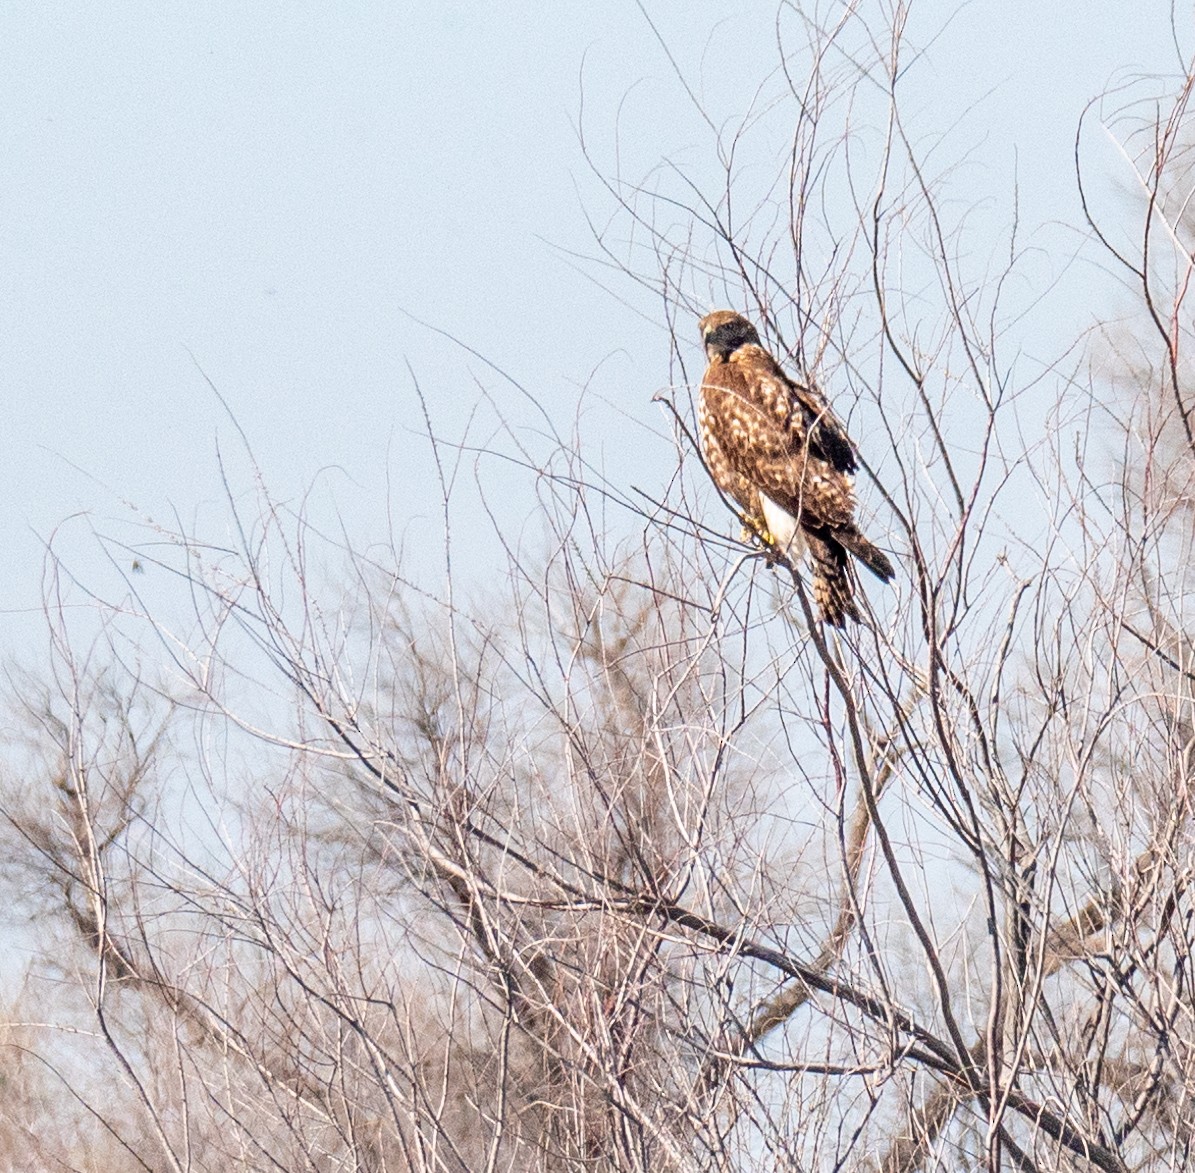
697, 310, 894, 623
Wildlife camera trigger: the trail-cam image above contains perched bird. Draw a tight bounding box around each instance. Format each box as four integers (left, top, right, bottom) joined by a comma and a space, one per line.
697, 310, 894, 625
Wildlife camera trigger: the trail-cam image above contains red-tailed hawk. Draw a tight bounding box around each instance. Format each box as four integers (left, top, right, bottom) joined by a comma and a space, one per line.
697, 310, 894, 625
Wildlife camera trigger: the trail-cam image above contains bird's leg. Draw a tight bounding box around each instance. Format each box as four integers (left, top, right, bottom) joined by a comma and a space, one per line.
739, 513, 780, 565
739, 512, 774, 546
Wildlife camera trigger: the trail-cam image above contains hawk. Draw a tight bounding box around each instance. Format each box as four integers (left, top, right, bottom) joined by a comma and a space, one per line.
697, 310, 894, 625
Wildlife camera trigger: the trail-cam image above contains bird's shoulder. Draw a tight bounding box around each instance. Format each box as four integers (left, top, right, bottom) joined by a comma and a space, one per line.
722, 345, 794, 416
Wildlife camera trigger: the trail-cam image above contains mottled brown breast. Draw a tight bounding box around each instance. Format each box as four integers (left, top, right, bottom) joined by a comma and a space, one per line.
700, 348, 856, 529
698, 360, 763, 518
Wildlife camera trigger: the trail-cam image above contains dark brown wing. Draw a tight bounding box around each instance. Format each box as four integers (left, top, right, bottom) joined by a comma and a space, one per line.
728, 347, 858, 475
788, 379, 857, 475
703, 347, 857, 529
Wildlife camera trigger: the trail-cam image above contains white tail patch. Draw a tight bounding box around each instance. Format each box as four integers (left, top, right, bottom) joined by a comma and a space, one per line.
760, 494, 806, 561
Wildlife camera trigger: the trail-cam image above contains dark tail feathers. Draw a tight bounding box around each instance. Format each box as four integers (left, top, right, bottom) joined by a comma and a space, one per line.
833, 526, 895, 582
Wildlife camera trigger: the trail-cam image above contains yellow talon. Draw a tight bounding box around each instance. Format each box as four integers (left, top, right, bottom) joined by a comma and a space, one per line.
739, 514, 777, 549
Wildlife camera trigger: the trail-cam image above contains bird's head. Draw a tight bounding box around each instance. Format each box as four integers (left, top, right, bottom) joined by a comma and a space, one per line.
699, 310, 761, 360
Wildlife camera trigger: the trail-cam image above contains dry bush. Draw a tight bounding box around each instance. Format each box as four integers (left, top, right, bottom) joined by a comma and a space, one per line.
3, 6, 1195, 1171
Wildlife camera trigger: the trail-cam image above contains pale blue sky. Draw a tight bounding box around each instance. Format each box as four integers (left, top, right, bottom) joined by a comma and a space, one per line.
0, 1, 1186, 658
